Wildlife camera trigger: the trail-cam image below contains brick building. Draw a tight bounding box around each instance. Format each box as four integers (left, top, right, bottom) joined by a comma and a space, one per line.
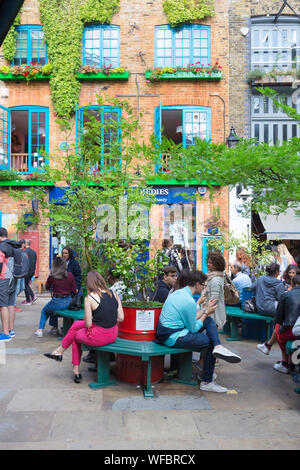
228, 0, 300, 253
0, 0, 233, 279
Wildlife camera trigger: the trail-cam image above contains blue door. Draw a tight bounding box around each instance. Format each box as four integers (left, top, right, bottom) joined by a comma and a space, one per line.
0, 105, 10, 170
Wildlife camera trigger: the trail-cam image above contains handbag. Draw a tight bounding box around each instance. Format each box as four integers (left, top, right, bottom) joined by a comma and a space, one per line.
67, 293, 83, 311
292, 315, 300, 337
224, 273, 240, 305
243, 297, 257, 314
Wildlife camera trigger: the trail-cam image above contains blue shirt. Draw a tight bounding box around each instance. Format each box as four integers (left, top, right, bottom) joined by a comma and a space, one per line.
159, 286, 204, 346
232, 272, 252, 292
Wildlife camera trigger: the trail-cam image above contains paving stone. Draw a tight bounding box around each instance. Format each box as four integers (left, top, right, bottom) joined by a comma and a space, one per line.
112, 395, 211, 411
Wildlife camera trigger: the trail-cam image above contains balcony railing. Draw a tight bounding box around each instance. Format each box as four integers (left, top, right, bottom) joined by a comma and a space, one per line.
11, 153, 46, 173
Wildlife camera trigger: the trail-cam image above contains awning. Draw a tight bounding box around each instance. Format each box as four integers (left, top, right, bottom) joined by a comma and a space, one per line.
260, 208, 300, 240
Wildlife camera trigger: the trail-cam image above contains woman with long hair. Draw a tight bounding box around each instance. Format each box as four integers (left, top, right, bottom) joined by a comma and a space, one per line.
35, 257, 77, 337
44, 271, 124, 383
277, 243, 297, 267
205, 252, 226, 329
282, 264, 298, 291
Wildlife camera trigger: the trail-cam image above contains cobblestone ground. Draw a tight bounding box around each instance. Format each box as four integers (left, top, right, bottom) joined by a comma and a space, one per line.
0, 296, 299, 450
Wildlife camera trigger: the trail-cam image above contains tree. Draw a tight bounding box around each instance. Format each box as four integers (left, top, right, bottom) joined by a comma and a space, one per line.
155, 87, 300, 216
10, 95, 157, 277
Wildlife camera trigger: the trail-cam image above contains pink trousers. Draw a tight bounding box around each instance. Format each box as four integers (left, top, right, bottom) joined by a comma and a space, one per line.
61, 320, 118, 366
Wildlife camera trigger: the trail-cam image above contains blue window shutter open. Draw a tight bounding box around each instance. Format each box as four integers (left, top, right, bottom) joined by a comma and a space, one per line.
0, 105, 10, 170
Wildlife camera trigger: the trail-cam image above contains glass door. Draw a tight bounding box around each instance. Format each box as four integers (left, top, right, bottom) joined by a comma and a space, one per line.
0, 105, 10, 170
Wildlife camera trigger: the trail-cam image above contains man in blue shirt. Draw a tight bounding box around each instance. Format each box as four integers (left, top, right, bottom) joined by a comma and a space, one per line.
156, 270, 241, 393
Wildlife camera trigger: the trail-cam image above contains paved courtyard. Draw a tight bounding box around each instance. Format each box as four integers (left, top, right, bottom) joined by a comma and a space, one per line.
0, 295, 299, 450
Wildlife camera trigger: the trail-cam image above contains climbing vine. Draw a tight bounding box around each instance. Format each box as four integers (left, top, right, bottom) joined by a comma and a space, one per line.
163, 0, 214, 28
2, 13, 21, 62
38, 0, 120, 117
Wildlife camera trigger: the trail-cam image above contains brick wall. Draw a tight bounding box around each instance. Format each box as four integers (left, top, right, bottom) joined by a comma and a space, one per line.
0, 0, 232, 271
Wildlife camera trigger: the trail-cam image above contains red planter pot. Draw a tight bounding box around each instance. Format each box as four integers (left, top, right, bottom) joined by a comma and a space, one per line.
116, 306, 164, 385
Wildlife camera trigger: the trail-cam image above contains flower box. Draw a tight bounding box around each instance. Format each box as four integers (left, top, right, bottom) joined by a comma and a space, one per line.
0, 73, 51, 81
145, 70, 222, 82
250, 74, 297, 86
77, 72, 130, 81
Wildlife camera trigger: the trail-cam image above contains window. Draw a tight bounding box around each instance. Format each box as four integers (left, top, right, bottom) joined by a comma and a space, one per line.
12, 25, 48, 65
76, 106, 122, 169
154, 104, 211, 172
82, 25, 120, 67
0, 106, 49, 173
251, 94, 300, 144
155, 25, 210, 68
251, 16, 300, 71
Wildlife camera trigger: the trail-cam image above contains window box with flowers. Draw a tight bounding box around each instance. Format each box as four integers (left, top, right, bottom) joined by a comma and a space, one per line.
0, 63, 52, 83
145, 62, 222, 83
77, 65, 129, 81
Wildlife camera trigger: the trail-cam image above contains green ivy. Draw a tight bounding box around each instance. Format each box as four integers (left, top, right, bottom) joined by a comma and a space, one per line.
38, 0, 119, 118
163, 0, 214, 28
2, 13, 21, 62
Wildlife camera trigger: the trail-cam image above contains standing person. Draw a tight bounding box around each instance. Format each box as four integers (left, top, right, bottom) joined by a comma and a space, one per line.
0, 227, 18, 342
277, 243, 297, 267
156, 270, 241, 393
13, 239, 26, 313
44, 271, 124, 384
22, 239, 37, 305
230, 247, 251, 278
205, 252, 226, 329
153, 266, 178, 303
62, 246, 82, 293
180, 247, 192, 271
161, 239, 183, 274
252, 263, 285, 318
272, 246, 288, 279
273, 273, 300, 374
35, 257, 77, 337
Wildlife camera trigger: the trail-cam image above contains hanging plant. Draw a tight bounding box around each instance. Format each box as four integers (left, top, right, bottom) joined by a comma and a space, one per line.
80, 0, 120, 24
2, 13, 21, 62
163, 0, 214, 28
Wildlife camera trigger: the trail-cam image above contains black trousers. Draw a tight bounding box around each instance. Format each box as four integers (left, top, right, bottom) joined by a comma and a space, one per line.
24, 272, 35, 302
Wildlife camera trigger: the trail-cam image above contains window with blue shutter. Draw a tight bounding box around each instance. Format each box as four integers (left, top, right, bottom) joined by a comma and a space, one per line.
12, 25, 48, 65
82, 25, 120, 68
155, 25, 210, 68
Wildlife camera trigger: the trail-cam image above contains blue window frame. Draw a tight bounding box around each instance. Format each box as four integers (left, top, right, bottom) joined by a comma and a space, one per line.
76, 105, 122, 169
155, 24, 211, 68
0, 105, 49, 173
154, 104, 211, 172
12, 25, 48, 65
82, 25, 120, 68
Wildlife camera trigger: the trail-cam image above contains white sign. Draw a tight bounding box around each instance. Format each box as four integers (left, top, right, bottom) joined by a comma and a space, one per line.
136, 310, 155, 331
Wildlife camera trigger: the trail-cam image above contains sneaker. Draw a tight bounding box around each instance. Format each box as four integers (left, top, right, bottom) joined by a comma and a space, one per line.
9, 330, 15, 338
31, 296, 38, 304
200, 381, 228, 393
15, 307, 22, 312
34, 329, 43, 338
48, 327, 58, 336
0, 333, 12, 342
21, 300, 32, 305
273, 361, 289, 374
197, 372, 217, 382
212, 345, 241, 363
257, 342, 271, 355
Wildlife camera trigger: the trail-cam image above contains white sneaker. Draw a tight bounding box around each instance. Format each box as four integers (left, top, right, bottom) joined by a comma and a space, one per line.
34, 329, 43, 337
257, 343, 270, 355
213, 345, 241, 363
200, 381, 228, 393
273, 361, 289, 374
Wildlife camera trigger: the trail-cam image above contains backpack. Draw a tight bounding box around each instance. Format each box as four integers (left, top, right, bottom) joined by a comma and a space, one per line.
224, 273, 240, 305
6, 240, 29, 279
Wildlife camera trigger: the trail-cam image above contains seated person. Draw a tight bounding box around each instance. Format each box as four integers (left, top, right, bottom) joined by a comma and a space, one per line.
273, 273, 300, 374
153, 266, 177, 303
231, 262, 252, 302
156, 269, 241, 393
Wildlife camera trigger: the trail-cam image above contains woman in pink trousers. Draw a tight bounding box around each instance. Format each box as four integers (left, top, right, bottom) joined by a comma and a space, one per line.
44, 271, 124, 383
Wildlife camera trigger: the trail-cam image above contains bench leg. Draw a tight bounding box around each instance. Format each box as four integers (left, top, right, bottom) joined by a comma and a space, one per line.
89, 351, 117, 390
171, 352, 197, 386
226, 317, 242, 342
143, 357, 154, 399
